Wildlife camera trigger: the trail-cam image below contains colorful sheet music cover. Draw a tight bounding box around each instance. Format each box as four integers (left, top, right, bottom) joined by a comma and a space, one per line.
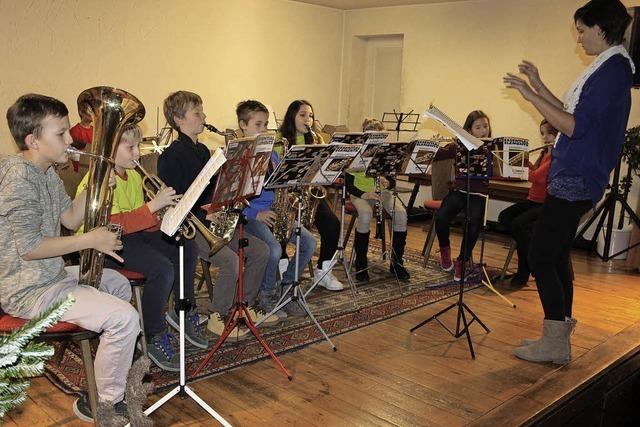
349, 131, 390, 171
210, 137, 254, 209
455, 138, 494, 180
492, 137, 529, 180
403, 139, 441, 175
242, 133, 276, 196
310, 144, 362, 185
264, 144, 332, 189
365, 142, 410, 177
328, 132, 369, 145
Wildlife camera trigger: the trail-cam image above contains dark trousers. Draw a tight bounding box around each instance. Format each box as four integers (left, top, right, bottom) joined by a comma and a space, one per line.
528, 195, 591, 321
498, 200, 543, 277
313, 198, 340, 267
106, 230, 198, 338
435, 190, 486, 261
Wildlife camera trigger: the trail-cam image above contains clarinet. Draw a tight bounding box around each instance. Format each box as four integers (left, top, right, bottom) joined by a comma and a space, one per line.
374, 177, 384, 239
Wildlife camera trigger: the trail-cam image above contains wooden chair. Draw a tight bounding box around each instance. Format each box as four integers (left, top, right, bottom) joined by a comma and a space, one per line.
0, 309, 100, 422
113, 269, 147, 357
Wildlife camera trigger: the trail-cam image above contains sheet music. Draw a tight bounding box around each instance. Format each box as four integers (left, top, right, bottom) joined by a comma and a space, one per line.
310, 144, 361, 185
492, 137, 529, 180
365, 142, 410, 177
243, 133, 276, 196
328, 132, 369, 145
161, 148, 226, 237
423, 105, 483, 151
403, 139, 440, 175
348, 131, 390, 171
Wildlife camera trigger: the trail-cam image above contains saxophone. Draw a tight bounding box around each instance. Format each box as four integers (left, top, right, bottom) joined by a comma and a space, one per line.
78, 87, 145, 287
270, 187, 300, 245
133, 160, 228, 257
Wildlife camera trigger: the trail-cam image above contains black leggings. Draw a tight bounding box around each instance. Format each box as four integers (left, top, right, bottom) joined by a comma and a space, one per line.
313, 198, 340, 267
498, 200, 543, 276
528, 195, 591, 321
435, 190, 486, 261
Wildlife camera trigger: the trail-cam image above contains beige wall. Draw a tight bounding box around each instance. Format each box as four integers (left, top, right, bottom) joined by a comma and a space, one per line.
0, 0, 345, 153
339, 0, 640, 223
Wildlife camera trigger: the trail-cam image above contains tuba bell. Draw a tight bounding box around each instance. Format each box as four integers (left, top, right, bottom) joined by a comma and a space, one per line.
78, 87, 145, 287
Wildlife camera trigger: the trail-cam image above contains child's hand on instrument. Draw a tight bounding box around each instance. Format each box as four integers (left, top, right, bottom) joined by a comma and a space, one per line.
362, 192, 381, 201
148, 186, 179, 213
87, 226, 124, 263
257, 210, 277, 227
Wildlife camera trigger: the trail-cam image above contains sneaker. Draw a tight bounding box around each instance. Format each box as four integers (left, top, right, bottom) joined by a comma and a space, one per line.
258, 290, 288, 321
440, 246, 454, 272
453, 258, 474, 282
73, 393, 128, 423
283, 299, 307, 317
278, 258, 289, 277
148, 332, 180, 372
315, 261, 344, 291
390, 263, 411, 282
355, 269, 370, 282
247, 306, 280, 325
207, 312, 249, 338
165, 309, 208, 349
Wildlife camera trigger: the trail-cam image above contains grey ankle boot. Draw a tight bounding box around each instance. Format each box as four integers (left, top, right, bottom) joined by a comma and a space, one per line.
514, 319, 573, 364
520, 317, 577, 346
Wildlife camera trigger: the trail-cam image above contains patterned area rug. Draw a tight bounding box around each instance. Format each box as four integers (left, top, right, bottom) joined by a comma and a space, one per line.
43, 243, 486, 396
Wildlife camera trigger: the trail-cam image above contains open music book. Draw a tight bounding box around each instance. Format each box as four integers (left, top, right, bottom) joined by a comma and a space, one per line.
423, 104, 483, 151
160, 148, 226, 237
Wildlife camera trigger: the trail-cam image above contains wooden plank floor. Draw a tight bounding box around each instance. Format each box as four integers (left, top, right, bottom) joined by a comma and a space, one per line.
6, 221, 640, 426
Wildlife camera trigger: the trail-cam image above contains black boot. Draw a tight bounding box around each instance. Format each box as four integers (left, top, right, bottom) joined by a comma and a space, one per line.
390, 231, 410, 281
354, 231, 370, 282
511, 245, 530, 287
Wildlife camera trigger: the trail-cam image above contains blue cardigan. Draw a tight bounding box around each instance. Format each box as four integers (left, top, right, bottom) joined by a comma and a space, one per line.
549, 54, 633, 205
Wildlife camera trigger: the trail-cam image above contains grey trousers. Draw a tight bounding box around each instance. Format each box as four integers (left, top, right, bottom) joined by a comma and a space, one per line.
25, 266, 139, 403
195, 228, 269, 315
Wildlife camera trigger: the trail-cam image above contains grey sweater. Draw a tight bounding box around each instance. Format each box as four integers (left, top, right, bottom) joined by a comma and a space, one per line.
0, 155, 71, 316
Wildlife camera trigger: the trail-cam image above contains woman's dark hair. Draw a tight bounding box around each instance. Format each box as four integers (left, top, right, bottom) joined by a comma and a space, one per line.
279, 99, 314, 145
574, 0, 632, 45
463, 110, 492, 138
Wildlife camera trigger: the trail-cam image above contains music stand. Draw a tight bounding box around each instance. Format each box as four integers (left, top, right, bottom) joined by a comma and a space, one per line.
256, 144, 338, 350
409, 105, 490, 359
381, 110, 420, 142
140, 150, 231, 426
194, 134, 291, 380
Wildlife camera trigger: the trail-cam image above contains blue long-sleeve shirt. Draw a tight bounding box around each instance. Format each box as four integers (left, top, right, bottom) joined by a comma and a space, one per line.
548, 54, 633, 205
244, 151, 280, 220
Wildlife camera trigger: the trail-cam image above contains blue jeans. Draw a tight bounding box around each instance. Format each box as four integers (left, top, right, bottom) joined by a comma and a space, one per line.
245, 219, 316, 291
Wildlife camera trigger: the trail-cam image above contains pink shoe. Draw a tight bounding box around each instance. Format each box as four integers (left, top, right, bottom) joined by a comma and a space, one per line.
440, 246, 453, 272
454, 258, 473, 282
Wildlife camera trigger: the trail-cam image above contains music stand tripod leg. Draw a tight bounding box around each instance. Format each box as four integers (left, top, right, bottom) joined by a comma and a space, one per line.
139, 238, 232, 427
194, 216, 291, 380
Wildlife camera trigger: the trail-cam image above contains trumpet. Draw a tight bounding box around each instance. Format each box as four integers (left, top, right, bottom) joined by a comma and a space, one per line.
133, 160, 227, 256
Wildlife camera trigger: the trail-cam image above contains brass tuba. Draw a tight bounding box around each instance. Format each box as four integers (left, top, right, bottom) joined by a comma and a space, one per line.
78, 87, 145, 287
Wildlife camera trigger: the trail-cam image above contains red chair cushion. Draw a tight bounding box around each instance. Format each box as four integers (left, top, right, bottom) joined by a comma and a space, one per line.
0, 313, 84, 334
115, 269, 145, 281
423, 200, 442, 210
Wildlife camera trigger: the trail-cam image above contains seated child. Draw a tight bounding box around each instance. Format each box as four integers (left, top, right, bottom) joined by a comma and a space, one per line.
498, 119, 557, 286
345, 118, 410, 282
77, 124, 207, 371
435, 110, 492, 281
0, 93, 139, 422
239, 100, 318, 316
157, 91, 274, 336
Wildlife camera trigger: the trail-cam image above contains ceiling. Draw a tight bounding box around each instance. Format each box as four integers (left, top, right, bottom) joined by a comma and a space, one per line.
290, 0, 471, 10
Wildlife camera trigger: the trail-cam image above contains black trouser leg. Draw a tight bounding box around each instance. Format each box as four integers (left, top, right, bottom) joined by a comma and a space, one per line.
313, 198, 340, 267
528, 195, 591, 321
